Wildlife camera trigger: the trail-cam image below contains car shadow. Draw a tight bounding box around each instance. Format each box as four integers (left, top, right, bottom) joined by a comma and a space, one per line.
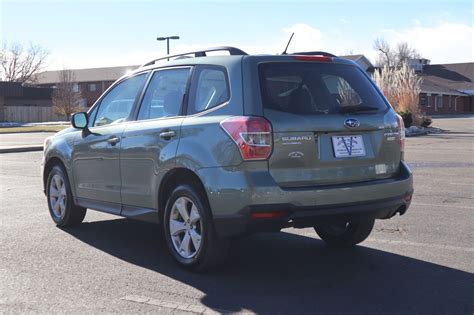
63, 219, 473, 314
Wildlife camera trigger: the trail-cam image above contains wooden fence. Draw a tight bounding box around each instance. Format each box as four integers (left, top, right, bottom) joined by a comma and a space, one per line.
0, 105, 67, 123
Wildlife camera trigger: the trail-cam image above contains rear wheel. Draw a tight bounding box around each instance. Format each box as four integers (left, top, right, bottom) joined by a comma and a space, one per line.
164, 184, 229, 271
314, 216, 375, 247
47, 165, 86, 227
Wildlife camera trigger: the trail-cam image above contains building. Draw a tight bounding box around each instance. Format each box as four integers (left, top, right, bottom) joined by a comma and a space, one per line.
354, 56, 473, 115
35, 65, 138, 107
339, 54, 376, 73
0, 82, 63, 123
415, 62, 474, 114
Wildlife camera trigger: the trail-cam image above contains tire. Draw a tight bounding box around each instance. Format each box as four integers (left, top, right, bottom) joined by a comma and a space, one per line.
163, 184, 229, 271
46, 165, 86, 227
314, 216, 375, 247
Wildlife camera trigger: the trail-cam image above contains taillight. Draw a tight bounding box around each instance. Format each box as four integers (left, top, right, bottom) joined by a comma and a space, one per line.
220, 116, 273, 160
292, 55, 332, 62
396, 114, 405, 154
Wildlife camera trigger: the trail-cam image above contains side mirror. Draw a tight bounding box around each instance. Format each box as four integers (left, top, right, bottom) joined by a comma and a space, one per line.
71, 112, 89, 129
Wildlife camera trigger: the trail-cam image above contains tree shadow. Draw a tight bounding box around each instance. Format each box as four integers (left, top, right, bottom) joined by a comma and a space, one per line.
63, 219, 473, 314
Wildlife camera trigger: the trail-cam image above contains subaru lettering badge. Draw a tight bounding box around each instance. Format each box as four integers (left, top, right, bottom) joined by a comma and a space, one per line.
344, 118, 360, 128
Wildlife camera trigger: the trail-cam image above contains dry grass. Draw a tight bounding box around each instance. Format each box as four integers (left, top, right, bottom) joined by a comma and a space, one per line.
373, 61, 422, 124
0, 125, 68, 134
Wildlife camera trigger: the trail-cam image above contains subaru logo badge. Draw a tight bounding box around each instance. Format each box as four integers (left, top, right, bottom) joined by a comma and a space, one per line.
344, 118, 360, 128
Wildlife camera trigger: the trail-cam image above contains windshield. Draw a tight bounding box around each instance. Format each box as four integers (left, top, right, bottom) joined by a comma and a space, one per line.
259, 62, 388, 115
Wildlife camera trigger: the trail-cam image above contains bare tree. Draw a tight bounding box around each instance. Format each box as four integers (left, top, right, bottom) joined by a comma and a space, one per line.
0, 42, 49, 84
396, 42, 420, 65
52, 68, 83, 119
373, 37, 393, 67
373, 37, 420, 67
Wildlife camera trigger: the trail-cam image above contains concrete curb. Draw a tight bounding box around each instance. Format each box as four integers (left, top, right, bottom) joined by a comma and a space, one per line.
431, 115, 474, 119
0, 146, 43, 154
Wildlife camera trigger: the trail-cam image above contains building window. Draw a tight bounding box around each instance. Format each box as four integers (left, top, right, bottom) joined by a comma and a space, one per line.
436, 95, 443, 108
72, 83, 80, 92
426, 94, 431, 107
88, 83, 97, 92
420, 94, 427, 106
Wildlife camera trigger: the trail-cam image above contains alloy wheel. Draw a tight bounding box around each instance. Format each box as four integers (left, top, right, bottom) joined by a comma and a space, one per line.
169, 197, 203, 259
49, 174, 67, 219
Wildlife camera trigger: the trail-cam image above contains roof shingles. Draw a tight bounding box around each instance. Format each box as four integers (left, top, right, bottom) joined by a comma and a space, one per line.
420, 63, 474, 95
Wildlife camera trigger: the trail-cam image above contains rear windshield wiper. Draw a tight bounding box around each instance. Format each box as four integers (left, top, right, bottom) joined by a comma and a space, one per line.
339, 105, 379, 113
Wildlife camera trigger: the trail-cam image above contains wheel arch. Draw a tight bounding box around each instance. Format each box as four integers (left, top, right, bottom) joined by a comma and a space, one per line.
43, 157, 65, 190
158, 167, 209, 222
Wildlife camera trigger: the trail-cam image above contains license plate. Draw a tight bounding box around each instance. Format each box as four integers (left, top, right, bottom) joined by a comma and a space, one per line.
332, 135, 366, 157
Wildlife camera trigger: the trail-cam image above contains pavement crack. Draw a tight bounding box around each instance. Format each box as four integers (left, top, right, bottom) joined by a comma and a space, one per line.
375, 227, 406, 234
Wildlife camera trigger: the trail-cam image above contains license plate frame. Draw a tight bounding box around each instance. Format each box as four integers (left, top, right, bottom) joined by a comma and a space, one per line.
332, 135, 366, 158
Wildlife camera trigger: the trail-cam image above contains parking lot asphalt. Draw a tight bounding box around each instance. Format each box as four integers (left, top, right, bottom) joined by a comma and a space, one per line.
0, 117, 472, 314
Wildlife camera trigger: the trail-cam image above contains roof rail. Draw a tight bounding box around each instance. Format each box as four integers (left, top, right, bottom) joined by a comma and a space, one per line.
140, 46, 248, 67
290, 51, 336, 57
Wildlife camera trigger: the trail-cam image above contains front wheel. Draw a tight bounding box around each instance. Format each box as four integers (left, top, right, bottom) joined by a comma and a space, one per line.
163, 184, 229, 271
46, 165, 86, 227
314, 217, 375, 247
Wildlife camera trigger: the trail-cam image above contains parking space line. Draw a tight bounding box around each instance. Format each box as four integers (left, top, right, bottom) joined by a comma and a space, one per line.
449, 182, 474, 186
368, 239, 474, 253
411, 202, 474, 210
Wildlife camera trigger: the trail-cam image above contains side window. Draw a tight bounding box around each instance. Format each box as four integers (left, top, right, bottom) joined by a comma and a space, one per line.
188, 67, 229, 115
94, 73, 147, 127
137, 68, 190, 120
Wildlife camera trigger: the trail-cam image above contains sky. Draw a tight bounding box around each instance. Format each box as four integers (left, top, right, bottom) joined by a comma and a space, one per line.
1, 0, 473, 70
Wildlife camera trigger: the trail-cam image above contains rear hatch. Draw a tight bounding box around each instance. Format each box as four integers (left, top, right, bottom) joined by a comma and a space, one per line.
259, 60, 401, 187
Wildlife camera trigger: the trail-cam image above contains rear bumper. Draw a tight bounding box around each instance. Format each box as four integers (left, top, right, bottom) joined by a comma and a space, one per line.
197, 161, 413, 237
213, 193, 412, 237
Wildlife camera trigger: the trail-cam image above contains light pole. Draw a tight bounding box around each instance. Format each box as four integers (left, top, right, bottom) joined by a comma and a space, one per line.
157, 36, 180, 60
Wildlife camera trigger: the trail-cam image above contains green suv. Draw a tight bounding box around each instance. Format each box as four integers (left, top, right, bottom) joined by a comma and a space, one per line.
42, 47, 413, 270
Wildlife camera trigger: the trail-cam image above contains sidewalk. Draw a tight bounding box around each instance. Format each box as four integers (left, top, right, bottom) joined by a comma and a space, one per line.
0, 132, 54, 153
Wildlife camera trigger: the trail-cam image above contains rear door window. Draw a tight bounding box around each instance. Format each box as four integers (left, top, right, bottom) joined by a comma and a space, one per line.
187, 66, 230, 115
259, 63, 387, 115
137, 68, 191, 120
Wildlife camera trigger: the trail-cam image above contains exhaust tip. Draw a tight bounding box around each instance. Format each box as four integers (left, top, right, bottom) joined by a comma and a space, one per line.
397, 205, 407, 216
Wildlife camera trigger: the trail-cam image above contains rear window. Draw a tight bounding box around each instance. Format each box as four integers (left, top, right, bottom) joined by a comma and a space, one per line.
259, 62, 388, 114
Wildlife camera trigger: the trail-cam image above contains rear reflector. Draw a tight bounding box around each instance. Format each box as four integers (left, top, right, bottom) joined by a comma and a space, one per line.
396, 114, 405, 154
251, 211, 289, 219
292, 55, 332, 62
220, 116, 273, 160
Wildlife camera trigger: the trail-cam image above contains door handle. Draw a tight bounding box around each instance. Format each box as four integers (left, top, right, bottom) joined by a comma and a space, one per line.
107, 136, 120, 145
159, 130, 176, 139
